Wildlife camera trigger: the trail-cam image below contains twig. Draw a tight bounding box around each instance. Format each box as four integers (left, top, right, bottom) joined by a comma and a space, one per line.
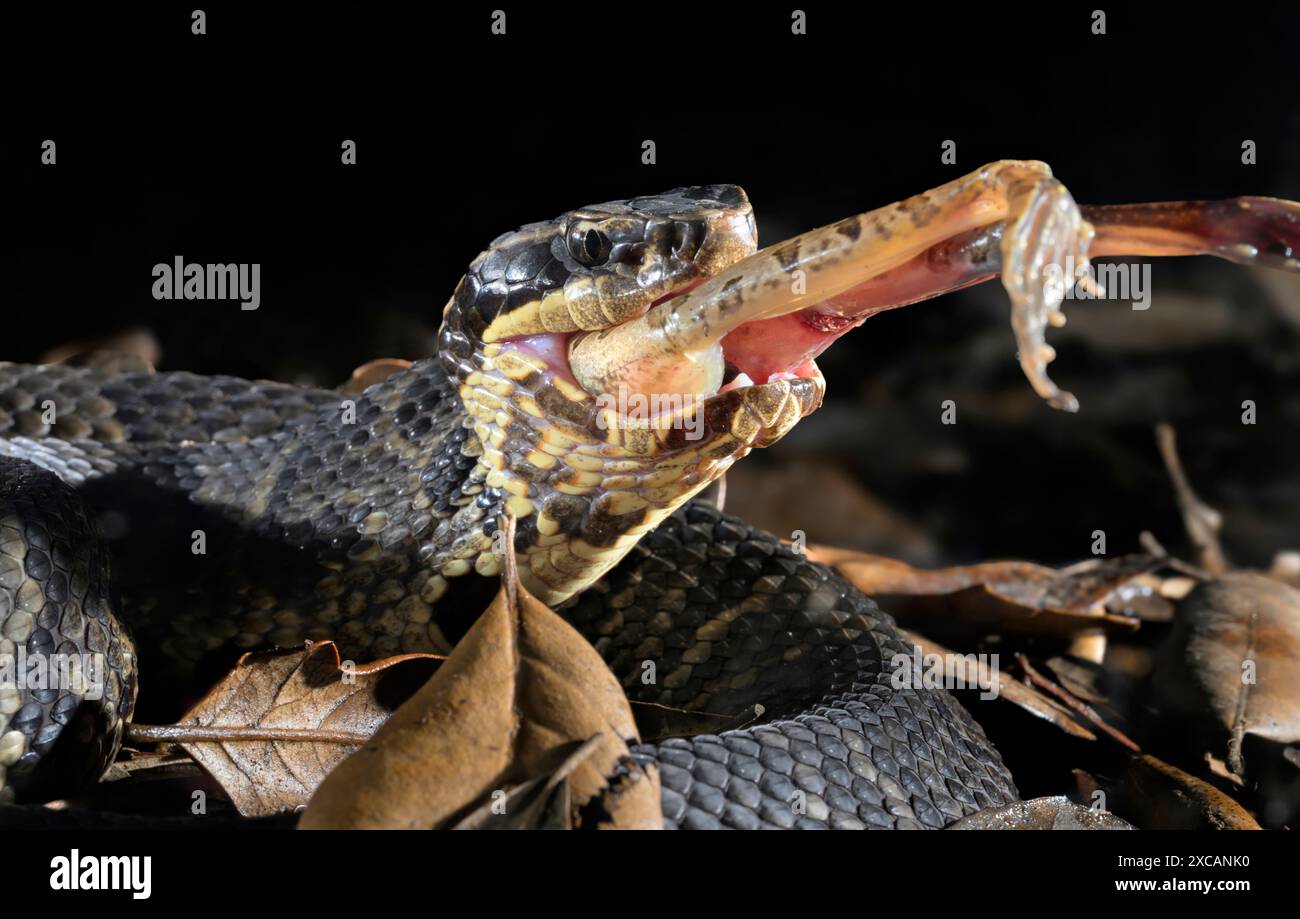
1015, 654, 1142, 752
1155, 424, 1229, 576
1138, 530, 1212, 581
127, 724, 370, 745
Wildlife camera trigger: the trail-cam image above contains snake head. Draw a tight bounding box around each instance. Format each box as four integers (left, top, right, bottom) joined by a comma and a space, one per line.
443, 185, 758, 346
438, 187, 824, 603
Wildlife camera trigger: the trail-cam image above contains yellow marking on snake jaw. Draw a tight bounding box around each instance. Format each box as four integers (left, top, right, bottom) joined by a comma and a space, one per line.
547, 376, 588, 406
597, 491, 649, 515
462, 386, 499, 410
615, 427, 658, 455
554, 481, 597, 496
562, 453, 604, 473
540, 429, 578, 451
547, 545, 594, 576
525, 449, 558, 469
540, 290, 577, 332
747, 388, 791, 428
494, 350, 547, 380
600, 459, 643, 474
569, 539, 610, 561
639, 466, 687, 489
483, 301, 558, 341
517, 395, 544, 419
729, 406, 762, 443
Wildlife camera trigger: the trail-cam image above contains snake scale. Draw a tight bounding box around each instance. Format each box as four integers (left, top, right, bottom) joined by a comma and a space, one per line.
0, 184, 1024, 828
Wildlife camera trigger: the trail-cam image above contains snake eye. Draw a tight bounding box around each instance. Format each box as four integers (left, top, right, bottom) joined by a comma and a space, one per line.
567, 224, 612, 267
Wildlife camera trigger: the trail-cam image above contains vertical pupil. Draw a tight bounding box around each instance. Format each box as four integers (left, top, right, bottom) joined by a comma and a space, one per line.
584, 229, 601, 260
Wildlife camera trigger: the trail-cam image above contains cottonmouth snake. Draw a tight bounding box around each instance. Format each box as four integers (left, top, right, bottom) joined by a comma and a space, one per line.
0, 185, 1019, 828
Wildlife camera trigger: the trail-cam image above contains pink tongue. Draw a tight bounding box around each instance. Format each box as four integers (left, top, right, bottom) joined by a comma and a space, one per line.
721, 310, 866, 382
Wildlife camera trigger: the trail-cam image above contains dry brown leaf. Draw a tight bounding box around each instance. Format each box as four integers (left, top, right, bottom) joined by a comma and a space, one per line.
810, 545, 1145, 637
451, 736, 603, 829
947, 796, 1134, 830
40, 327, 161, 371
132, 642, 440, 817
299, 527, 661, 830
1154, 572, 1300, 775
342, 358, 413, 393
1268, 550, 1300, 588
1125, 755, 1261, 830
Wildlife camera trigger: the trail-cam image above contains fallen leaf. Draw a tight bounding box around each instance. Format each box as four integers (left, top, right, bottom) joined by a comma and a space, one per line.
1154, 572, 1300, 774
810, 545, 1145, 637
1124, 754, 1261, 829
40, 327, 161, 371
947, 796, 1134, 830
1045, 656, 1108, 703
299, 520, 661, 829
129, 642, 440, 817
452, 736, 602, 829
341, 358, 412, 393
1268, 550, 1300, 588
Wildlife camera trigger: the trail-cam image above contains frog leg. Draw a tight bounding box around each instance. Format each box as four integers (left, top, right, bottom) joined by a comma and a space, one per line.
572, 160, 1097, 410
731, 196, 1300, 410
570, 164, 1299, 414
817, 196, 1300, 320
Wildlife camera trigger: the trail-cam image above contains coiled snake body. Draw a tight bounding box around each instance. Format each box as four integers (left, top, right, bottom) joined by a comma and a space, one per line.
0, 184, 1019, 828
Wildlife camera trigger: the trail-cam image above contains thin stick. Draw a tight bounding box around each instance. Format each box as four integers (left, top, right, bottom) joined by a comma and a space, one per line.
1155, 424, 1229, 576
1138, 530, 1212, 581
1016, 654, 1142, 753
127, 724, 370, 745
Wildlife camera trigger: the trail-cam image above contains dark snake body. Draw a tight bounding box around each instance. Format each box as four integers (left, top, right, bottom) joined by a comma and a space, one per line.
0, 359, 1016, 827
0, 187, 1017, 827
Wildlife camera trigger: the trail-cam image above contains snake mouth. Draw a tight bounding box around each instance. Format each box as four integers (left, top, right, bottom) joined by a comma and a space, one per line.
641, 279, 847, 394
506, 277, 844, 397
717, 309, 863, 392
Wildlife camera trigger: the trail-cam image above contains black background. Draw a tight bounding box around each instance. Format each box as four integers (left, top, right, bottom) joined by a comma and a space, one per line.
5, 3, 1300, 566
